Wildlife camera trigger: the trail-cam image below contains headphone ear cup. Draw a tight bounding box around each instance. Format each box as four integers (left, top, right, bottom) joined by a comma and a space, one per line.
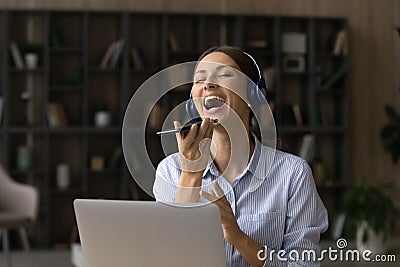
257, 74, 267, 103
186, 97, 200, 120
247, 75, 267, 108
247, 82, 258, 108
243, 51, 268, 107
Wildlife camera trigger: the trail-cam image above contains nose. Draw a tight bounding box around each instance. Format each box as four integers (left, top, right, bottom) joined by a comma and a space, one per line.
203, 80, 217, 90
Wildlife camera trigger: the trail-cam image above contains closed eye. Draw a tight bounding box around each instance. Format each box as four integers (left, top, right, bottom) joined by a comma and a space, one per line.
218, 73, 232, 78
194, 75, 206, 83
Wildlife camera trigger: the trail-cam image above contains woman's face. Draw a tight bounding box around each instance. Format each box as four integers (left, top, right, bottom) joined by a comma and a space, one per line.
192, 52, 250, 126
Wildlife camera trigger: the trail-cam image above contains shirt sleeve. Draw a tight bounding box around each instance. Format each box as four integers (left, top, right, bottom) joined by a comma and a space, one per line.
281, 160, 329, 266
153, 156, 180, 203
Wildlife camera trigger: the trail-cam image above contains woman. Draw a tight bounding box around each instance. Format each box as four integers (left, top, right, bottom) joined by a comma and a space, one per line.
154, 46, 328, 267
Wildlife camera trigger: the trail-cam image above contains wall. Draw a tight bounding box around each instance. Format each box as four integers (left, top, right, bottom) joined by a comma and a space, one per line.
0, 0, 399, 194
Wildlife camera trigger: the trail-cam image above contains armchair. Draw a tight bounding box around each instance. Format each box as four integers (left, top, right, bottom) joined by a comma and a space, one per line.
0, 165, 39, 267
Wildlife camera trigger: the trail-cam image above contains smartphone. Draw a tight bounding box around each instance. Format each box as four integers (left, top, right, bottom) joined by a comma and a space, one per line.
156, 118, 218, 135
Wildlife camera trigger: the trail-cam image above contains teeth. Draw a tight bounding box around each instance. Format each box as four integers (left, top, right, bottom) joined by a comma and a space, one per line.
204, 96, 225, 110
205, 96, 225, 103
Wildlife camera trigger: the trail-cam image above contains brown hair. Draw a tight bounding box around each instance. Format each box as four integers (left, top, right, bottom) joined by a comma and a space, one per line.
197, 46, 260, 86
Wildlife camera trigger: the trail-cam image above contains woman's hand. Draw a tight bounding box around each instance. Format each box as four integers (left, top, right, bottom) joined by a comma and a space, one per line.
174, 118, 214, 174
175, 118, 214, 202
200, 180, 243, 245
201, 181, 266, 267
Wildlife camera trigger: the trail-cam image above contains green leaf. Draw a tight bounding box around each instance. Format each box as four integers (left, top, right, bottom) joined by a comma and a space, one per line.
384, 105, 398, 121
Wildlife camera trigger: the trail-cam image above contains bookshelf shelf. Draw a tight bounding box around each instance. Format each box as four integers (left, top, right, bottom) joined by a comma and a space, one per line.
85, 127, 121, 133
88, 169, 122, 175
49, 46, 83, 52
129, 68, 159, 75
9, 168, 46, 176
9, 67, 45, 73
282, 71, 312, 76
7, 127, 47, 133
87, 68, 122, 73
47, 127, 85, 134
0, 10, 349, 247
315, 52, 346, 58
48, 187, 84, 195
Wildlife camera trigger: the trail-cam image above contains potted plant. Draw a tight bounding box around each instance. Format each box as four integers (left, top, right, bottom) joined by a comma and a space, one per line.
342, 177, 398, 254
381, 105, 400, 163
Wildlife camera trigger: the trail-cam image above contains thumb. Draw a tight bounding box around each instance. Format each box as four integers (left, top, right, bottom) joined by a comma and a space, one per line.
173, 120, 182, 128
173, 121, 183, 143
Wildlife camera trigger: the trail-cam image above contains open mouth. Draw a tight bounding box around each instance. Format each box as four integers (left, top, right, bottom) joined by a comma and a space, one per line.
204, 96, 225, 110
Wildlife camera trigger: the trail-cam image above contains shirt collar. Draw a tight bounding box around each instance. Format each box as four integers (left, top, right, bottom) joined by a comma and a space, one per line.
202, 156, 218, 177
202, 133, 272, 179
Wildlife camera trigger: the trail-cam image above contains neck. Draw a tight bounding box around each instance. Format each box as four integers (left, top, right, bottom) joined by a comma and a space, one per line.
211, 126, 255, 183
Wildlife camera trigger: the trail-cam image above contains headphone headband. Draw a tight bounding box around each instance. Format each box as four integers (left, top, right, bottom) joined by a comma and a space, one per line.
242, 51, 262, 87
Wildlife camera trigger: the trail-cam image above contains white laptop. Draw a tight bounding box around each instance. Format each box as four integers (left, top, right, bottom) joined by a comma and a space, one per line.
73, 199, 226, 267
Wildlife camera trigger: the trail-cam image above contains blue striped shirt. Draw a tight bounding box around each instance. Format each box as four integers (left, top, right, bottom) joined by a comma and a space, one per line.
154, 136, 329, 267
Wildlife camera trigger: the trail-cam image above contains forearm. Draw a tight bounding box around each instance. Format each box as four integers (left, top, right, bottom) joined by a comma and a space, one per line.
175, 171, 202, 202
232, 230, 266, 267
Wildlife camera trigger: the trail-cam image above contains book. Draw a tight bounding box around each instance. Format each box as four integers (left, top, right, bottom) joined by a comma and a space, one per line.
263, 67, 277, 92
312, 157, 329, 186
107, 146, 122, 170
333, 30, 347, 56
0, 97, 4, 125
91, 156, 105, 171
168, 32, 179, 52
342, 31, 348, 55
47, 103, 58, 127
10, 42, 25, 69
245, 40, 268, 48
291, 103, 303, 126
56, 103, 68, 126
130, 47, 147, 70
298, 134, 315, 163
47, 102, 68, 127
109, 39, 125, 68
318, 64, 348, 91
99, 41, 117, 69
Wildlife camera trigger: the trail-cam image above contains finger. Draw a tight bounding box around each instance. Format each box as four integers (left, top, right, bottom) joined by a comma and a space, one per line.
201, 190, 233, 223
189, 118, 212, 150
204, 120, 214, 139
173, 120, 181, 128
195, 118, 211, 140
212, 180, 225, 198
211, 181, 231, 208
174, 121, 184, 143
200, 190, 218, 203
183, 123, 199, 148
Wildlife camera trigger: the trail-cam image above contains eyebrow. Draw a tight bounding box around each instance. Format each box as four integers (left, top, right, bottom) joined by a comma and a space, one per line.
194, 64, 233, 75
